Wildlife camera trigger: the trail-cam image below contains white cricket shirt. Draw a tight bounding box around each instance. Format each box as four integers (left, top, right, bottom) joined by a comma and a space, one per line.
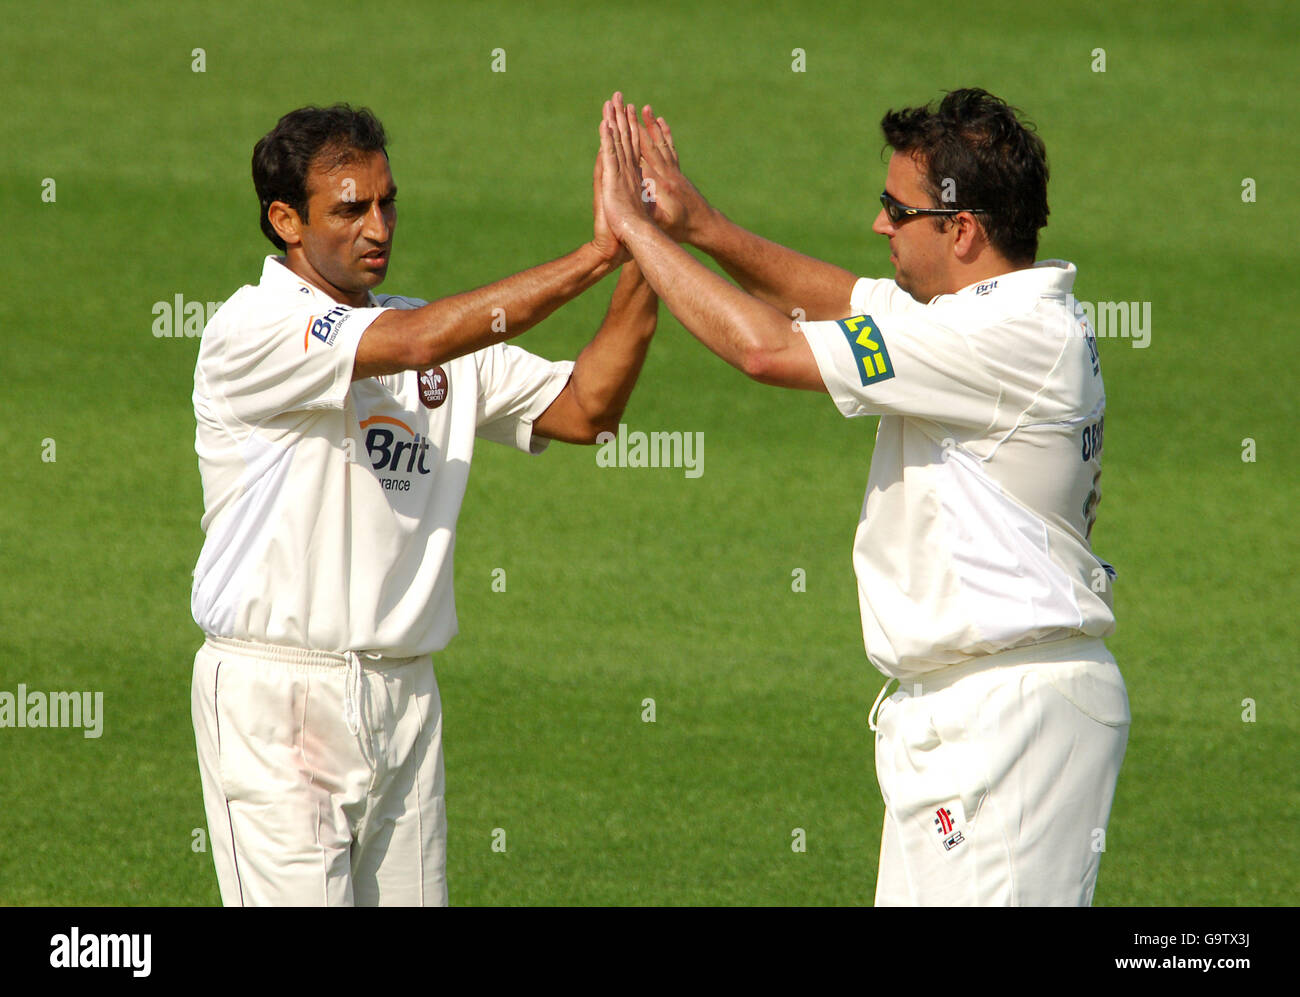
191, 256, 573, 656
799, 260, 1115, 679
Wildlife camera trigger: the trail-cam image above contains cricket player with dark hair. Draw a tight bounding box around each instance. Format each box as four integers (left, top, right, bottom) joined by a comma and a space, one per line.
597, 89, 1128, 905
190, 104, 657, 906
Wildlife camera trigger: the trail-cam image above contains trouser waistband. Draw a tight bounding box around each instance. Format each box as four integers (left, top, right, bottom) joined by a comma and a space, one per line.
903, 636, 1111, 695
869, 636, 1110, 731
202, 634, 424, 671
203, 634, 428, 737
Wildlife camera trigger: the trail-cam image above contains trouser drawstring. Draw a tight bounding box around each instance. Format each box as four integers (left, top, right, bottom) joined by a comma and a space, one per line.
343, 651, 382, 736
868, 678, 898, 733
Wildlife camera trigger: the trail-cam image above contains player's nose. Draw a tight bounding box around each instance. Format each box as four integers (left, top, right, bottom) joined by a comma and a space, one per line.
872, 209, 893, 237
364, 201, 393, 243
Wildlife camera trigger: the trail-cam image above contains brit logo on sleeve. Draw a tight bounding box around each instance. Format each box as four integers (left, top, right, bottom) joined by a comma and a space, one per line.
304, 305, 348, 350
837, 315, 894, 385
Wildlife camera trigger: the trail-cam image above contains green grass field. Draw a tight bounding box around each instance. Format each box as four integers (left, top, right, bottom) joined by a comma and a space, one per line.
1, 0, 1296, 906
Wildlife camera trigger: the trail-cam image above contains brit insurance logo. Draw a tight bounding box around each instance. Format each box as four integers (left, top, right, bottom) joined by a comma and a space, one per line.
304, 305, 349, 349
361, 415, 432, 492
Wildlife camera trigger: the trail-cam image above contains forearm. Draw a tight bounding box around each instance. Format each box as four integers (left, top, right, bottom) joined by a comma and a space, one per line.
353, 242, 616, 379
620, 217, 796, 377
689, 206, 858, 321
553, 263, 659, 437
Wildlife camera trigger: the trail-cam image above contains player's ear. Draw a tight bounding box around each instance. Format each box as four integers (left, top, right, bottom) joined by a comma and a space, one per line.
268, 200, 304, 248
952, 212, 984, 261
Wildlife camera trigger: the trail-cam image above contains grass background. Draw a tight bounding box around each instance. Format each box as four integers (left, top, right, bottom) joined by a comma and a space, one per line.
0, 0, 1295, 905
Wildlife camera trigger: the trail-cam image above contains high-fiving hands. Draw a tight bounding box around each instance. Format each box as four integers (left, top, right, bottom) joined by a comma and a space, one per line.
596, 90, 718, 257
597, 91, 710, 249
591, 90, 831, 393
597, 93, 653, 246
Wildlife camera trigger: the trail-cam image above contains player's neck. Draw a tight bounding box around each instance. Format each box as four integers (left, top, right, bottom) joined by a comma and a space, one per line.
281, 251, 370, 307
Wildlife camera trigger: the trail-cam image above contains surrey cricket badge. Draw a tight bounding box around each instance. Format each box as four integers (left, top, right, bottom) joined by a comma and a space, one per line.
419, 366, 449, 409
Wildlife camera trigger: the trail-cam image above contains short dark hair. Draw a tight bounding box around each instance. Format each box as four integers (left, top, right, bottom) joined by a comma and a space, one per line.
252, 104, 389, 250
881, 88, 1048, 263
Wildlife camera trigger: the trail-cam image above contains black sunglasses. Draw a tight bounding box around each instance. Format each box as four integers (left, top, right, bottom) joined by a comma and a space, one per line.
879, 191, 989, 224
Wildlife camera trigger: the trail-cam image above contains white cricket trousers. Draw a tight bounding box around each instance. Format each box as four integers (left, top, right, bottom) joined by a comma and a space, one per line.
872, 636, 1129, 906
191, 635, 448, 906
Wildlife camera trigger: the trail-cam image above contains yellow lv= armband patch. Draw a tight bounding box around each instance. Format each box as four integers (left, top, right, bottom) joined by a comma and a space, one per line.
837, 314, 894, 385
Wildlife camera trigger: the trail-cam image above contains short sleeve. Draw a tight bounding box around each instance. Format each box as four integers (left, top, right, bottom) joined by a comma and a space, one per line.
798, 308, 1002, 429
474, 343, 575, 454
849, 275, 923, 317
205, 299, 387, 425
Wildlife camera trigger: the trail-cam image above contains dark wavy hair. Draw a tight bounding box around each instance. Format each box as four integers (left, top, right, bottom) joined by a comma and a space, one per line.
252, 104, 389, 250
881, 88, 1048, 264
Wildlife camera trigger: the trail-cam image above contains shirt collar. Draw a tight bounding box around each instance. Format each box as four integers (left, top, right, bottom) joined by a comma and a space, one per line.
946, 259, 1078, 302
259, 255, 381, 307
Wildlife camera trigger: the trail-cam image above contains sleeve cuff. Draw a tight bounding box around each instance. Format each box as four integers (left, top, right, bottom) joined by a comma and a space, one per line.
798, 321, 864, 419
516, 359, 575, 455
318, 305, 388, 410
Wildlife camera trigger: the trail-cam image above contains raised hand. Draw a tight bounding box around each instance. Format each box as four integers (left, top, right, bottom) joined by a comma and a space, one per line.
598, 92, 653, 242
591, 149, 629, 266
636, 104, 709, 244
